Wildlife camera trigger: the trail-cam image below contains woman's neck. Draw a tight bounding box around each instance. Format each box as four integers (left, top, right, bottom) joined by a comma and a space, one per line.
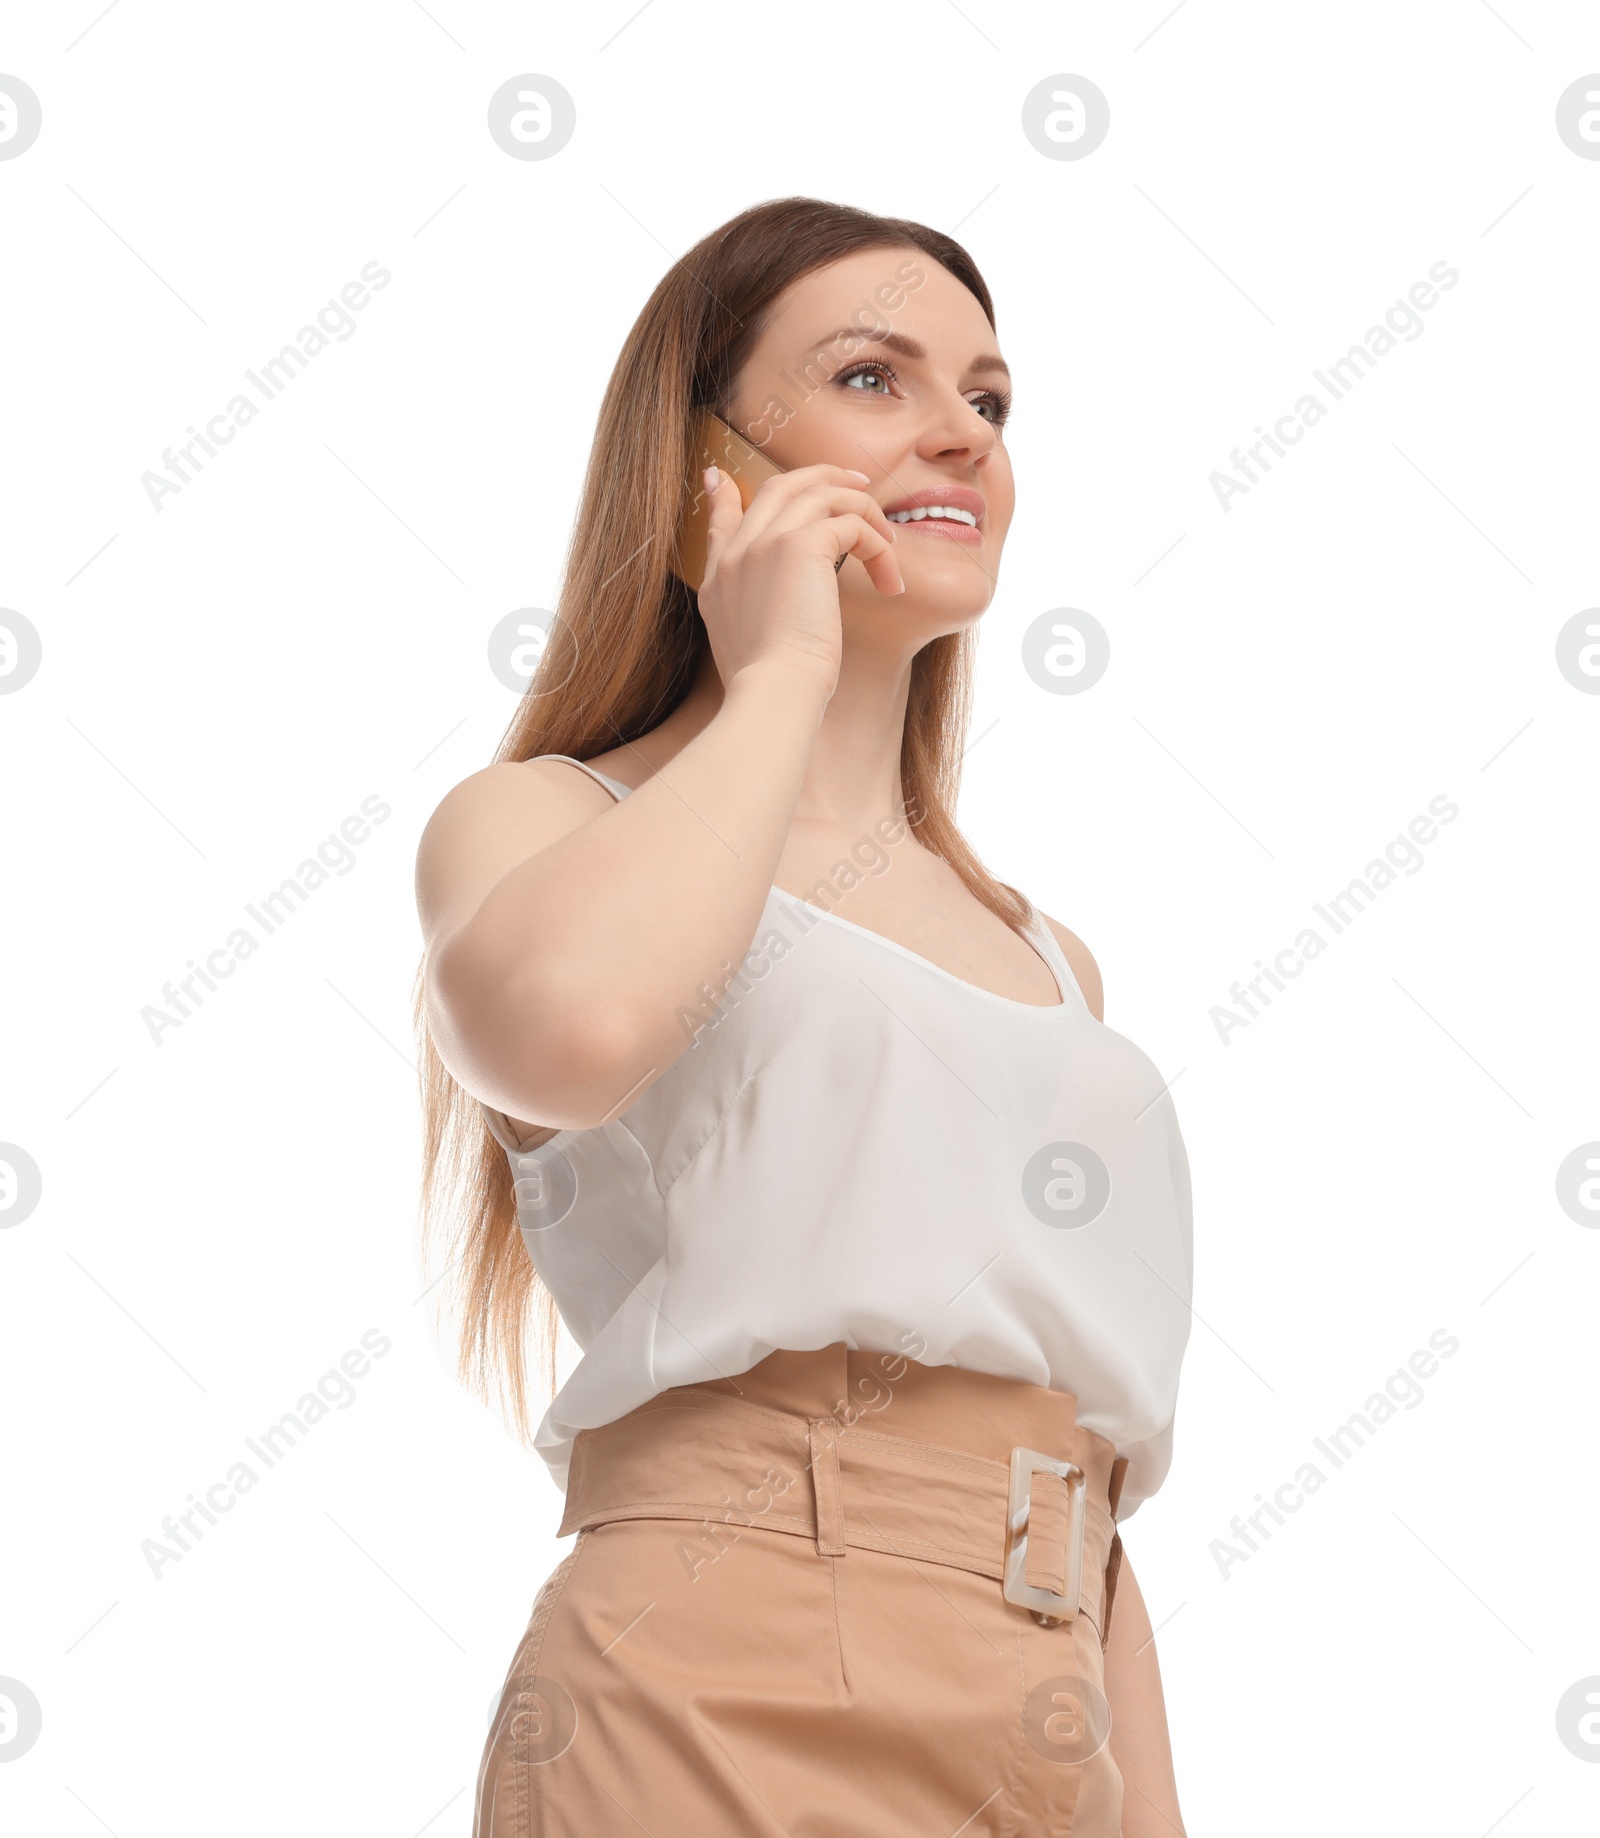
625, 645, 915, 836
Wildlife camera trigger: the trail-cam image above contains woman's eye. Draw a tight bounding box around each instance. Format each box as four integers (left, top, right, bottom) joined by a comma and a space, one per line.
834, 361, 1010, 425
840, 366, 892, 395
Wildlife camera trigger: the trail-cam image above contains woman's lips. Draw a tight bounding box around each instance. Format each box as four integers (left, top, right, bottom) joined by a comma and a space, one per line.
879, 485, 987, 547
892, 516, 982, 545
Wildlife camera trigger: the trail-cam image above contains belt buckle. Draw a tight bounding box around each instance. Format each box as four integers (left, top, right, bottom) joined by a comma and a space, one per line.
1003, 1445, 1086, 1624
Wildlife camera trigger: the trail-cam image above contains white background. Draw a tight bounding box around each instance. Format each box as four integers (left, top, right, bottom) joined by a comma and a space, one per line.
3, 2, 1598, 1832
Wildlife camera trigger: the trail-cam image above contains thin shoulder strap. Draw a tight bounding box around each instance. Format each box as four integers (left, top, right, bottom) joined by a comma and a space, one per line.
480, 1099, 561, 1156
1024, 900, 1090, 1011
480, 1102, 529, 1154
530, 753, 631, 802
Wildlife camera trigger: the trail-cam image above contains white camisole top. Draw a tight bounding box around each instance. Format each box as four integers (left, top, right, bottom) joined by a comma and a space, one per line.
480, 756, 1194, 1521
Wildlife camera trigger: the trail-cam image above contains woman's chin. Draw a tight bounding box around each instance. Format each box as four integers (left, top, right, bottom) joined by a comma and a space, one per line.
908, 547, 997, 605
843, 585, 993, 644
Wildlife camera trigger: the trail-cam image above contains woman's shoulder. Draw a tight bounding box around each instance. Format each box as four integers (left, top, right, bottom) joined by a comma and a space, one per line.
414, 758, 619, 949
419, 757, 615, 851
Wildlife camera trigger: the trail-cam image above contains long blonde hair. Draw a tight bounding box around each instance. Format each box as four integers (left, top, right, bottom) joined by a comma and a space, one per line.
414, 196, 1031, 1443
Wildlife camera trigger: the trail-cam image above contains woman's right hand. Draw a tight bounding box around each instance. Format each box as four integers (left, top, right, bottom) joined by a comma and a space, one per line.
696, 462, 905, 698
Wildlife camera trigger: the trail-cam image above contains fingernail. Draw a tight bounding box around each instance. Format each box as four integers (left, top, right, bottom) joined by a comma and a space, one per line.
704, 466, 721, 493
845, 469, 871, 482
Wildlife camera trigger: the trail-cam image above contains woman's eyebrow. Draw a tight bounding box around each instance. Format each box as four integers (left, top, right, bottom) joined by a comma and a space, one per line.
807, 327, 1010, 379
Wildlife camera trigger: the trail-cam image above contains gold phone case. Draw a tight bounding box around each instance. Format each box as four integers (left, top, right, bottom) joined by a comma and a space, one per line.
671, 410, 786, 592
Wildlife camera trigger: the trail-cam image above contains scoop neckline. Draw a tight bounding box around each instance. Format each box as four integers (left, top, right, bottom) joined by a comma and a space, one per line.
770, 888, 1079, 1013
537, 757, 1083, 1014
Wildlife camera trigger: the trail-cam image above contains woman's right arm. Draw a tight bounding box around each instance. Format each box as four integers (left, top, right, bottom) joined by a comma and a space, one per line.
417, 661, 829, 1131
415, 461, 902, 1132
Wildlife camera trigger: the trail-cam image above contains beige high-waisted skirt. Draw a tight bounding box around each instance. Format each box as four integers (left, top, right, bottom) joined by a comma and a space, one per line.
475, 1344, 1132, 1836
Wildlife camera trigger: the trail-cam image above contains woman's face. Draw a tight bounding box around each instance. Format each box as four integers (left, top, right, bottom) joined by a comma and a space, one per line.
722, 246, 1015, 645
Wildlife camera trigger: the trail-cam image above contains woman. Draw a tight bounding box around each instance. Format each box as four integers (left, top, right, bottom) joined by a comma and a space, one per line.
414, 197, 1193, 1836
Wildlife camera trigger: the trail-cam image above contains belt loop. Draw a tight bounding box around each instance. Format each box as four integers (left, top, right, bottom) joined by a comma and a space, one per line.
1101, 1531, 1124, 1651
808, 1417, 847, 1557
1101, 1456, 1130, 1650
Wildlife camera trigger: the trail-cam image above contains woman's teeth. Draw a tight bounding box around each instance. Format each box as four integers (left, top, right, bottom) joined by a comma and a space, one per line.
887, 506, 978, 526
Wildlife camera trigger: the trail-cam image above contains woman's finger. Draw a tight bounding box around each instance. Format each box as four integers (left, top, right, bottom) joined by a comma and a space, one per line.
729, 462, 874, 545
701, 466, 742, 577
757, 481, 898, 550
823, 513, 904, 597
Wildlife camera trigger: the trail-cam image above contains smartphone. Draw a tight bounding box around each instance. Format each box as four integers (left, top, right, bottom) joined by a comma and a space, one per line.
671, 410, 848, 592
671, 411, 785, 592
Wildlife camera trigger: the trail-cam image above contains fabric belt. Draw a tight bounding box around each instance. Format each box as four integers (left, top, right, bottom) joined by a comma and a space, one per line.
558, 1380, 1131, 1649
